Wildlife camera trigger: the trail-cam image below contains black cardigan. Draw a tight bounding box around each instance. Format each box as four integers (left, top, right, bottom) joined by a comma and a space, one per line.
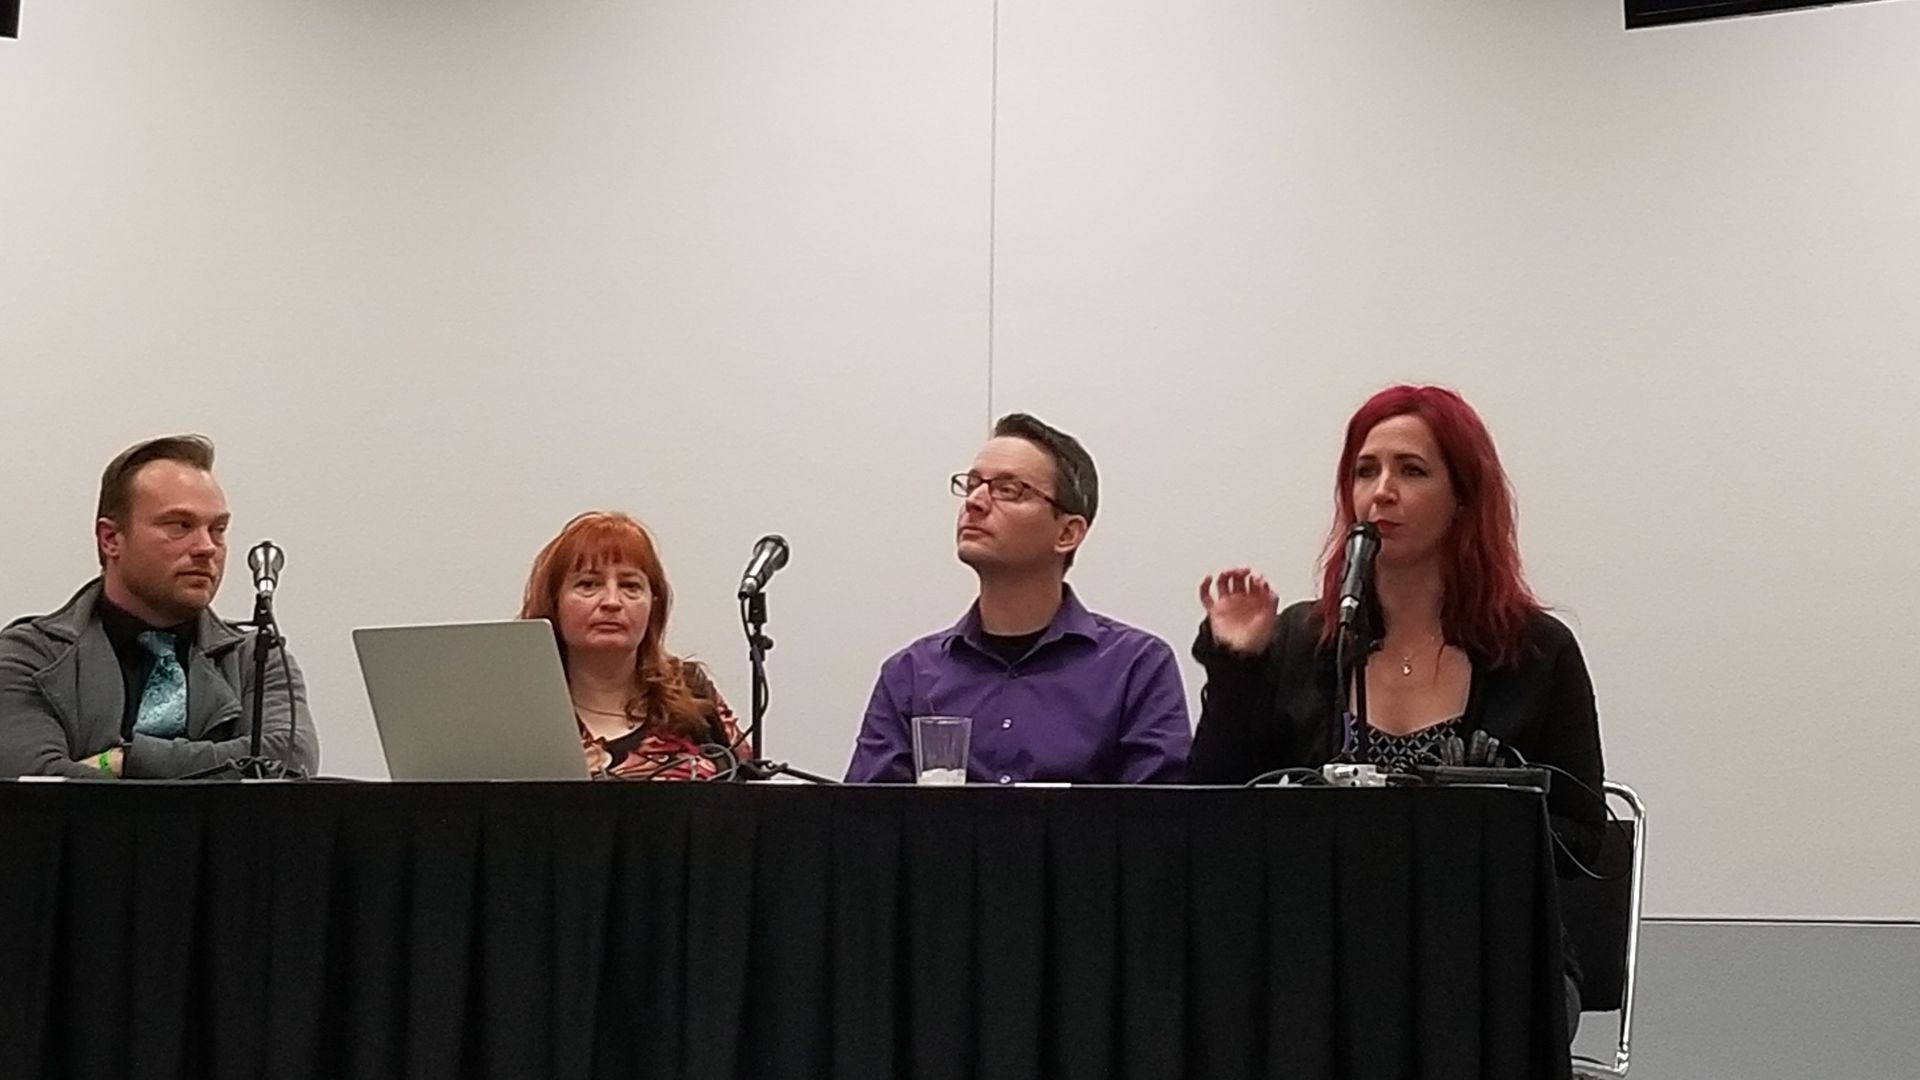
1188, 600, 1608, 871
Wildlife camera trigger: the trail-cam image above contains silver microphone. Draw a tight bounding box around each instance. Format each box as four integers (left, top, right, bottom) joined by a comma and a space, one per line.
737, 534, 790, 599
248, 539, 286, 597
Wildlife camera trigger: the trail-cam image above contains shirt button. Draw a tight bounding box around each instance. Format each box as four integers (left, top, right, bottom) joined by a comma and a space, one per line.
1000, 718, 1013, 730
998, 775, 1012, 784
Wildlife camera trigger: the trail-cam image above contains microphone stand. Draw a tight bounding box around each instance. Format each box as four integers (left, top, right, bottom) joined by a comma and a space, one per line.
1333, 604, 1372, 765
185, 588, 294, 780
243, 589, 283, 773
1330, 522, 1382, 766
732, 588, 835, 785
747, 591, 768, 763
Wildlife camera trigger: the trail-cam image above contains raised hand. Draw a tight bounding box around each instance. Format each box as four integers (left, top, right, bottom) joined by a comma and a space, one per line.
1198, 567, 1281, 656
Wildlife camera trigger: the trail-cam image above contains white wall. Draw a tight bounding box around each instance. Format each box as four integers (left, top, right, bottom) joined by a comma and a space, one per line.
5, 0, 1918, 920
0, 0, 994, 783
990, 0, 1920, 921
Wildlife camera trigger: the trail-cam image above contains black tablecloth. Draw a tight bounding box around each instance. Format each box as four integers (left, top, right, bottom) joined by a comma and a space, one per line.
0, 782, 1569, 1080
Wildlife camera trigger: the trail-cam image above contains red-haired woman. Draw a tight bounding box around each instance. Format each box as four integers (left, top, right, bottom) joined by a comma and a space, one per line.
520, 512, 743, 780
1187, 387, 1607, 1024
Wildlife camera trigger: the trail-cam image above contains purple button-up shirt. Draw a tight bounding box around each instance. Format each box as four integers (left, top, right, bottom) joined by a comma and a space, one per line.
845, 588, 1191, 784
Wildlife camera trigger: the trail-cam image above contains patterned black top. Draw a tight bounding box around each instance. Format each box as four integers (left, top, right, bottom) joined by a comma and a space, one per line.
1361, 717, 1463, 774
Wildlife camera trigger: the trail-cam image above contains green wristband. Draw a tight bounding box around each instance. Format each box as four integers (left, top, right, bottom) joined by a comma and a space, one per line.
96, 750, 113, 776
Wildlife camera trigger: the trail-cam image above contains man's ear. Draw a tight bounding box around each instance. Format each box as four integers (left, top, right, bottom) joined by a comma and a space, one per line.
96, 517, 122, 564
1053, 515, 1089, 558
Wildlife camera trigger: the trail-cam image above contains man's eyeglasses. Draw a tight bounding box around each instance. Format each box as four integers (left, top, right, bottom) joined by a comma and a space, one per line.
950, 472, 1070, 514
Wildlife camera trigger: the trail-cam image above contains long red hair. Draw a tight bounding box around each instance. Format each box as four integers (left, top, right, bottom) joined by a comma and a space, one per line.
519, 511, 712, 739
1313, 386, 1541, 667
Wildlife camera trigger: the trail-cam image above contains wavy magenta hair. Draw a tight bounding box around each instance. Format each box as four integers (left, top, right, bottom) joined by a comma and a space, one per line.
1312, 386, 1541, 667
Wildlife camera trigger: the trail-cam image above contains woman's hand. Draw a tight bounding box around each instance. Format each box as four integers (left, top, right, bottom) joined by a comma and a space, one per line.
1199, 568, 1281, 656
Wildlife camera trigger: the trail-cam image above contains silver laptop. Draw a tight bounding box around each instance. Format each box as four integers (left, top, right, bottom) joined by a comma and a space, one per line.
353, 619, 589, 781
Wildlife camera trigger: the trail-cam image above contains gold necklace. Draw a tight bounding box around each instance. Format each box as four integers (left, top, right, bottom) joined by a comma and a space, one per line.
1397, 633, 1442, 677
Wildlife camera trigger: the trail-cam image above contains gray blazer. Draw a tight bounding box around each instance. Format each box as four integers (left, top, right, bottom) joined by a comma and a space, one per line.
0, 579, 320, 778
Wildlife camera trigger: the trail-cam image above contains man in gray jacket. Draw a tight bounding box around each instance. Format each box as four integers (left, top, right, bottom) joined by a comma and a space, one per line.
0, 434, 319, 778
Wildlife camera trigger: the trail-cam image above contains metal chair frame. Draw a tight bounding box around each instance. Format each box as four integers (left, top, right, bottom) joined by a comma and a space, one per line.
1572, 781, 1648, 1080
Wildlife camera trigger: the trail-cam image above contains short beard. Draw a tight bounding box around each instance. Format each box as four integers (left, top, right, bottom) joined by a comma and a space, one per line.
126, 572, 213, 625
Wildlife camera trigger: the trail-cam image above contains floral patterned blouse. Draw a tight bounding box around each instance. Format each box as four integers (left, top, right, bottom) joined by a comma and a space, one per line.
578, 663, 744, 781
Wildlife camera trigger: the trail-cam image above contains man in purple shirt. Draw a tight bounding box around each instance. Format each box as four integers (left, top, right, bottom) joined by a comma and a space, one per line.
845, 413, 1191, 784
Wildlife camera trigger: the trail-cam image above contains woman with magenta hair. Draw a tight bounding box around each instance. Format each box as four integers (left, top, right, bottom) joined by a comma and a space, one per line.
1187, 385, 1606, 1026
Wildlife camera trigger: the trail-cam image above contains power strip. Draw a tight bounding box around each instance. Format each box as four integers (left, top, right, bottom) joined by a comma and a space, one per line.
1410, 764, 1551, 793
